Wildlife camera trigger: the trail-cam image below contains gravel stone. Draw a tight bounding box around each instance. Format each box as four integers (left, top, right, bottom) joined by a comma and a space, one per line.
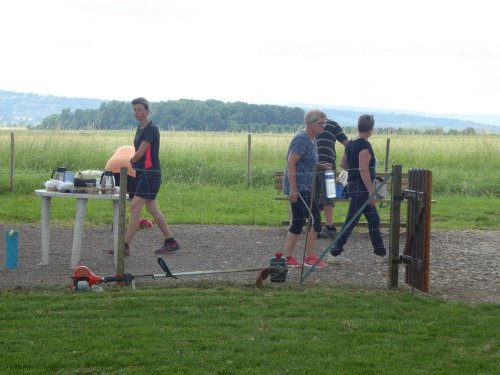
0, 225, 498, 304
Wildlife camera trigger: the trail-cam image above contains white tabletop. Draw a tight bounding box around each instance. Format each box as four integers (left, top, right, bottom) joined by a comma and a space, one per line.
35, 189, 125, 200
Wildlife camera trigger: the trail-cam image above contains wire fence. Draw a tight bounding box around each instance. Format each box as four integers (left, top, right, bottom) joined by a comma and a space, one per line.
1, 130, 498, 194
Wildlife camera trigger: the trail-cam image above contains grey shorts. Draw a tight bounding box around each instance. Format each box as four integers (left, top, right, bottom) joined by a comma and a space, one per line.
315, 171, 336, 208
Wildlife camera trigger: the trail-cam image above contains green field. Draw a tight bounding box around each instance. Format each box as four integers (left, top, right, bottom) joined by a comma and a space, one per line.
0, 130, 499, 229
0, 286, 498, 375
0, 130, 498, 374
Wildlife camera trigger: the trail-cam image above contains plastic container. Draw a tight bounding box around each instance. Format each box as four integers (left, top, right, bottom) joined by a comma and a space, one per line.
270, 251, 287, 283
5, 230, 18, 269
336, 183, 345, 199
325, 170, 336, 198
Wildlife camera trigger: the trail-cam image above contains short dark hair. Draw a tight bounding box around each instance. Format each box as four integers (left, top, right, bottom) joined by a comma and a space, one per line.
358, 114, 374, 132
131, 97, 150, 110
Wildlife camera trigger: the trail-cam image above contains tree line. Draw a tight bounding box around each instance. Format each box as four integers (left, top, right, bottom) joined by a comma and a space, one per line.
35, 98, 478, 135
38, 99, 305, 132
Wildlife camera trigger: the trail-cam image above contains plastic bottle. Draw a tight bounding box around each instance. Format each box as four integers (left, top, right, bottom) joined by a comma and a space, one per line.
325, 169, 336, 198
5, 230, 19, 269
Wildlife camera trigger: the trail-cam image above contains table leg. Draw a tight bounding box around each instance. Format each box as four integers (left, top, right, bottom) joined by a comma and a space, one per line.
40, 196, 51, 265
70, 198, 87, 269
113, 200, 119, 266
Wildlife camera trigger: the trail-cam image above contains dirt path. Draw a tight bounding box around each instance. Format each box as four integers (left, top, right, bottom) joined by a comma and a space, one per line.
0, 225, 498, 304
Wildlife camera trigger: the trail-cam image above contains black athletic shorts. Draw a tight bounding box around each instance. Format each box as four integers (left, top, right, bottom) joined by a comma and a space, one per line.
133, 169, 161, 200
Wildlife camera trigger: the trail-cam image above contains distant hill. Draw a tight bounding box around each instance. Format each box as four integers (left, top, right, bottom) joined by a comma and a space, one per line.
1, 90, 499, 133
299, 104, 500, 133
0, 90, 102, 125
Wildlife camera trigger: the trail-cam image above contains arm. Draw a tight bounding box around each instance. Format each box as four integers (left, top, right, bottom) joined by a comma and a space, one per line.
358, 149, 375, 206
317, 162, 333, 170
340, 151, 349, 170
130, 141, 151, 163
339, 138, 349, 168
287, 152, 301, 203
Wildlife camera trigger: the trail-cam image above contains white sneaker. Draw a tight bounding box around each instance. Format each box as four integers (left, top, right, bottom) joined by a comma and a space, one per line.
326, 253, 352, 264
373, 254, 389, 264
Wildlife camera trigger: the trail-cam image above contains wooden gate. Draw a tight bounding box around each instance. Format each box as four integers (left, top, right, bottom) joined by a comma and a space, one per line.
389, 167, 432, 292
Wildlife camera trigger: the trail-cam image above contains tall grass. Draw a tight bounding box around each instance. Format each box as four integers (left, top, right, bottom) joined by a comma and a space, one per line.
1, 130, 498, 195
371, 135, 500, 195
0, 130, 499, 229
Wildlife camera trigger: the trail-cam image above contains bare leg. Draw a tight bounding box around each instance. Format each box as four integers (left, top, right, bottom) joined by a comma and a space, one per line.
323, 204, 334, 226
145, 199, 173, 239
285, 227, 318, 259
305, 227, 318, 256
125, 196, 145, 244
284, 232, 300, 258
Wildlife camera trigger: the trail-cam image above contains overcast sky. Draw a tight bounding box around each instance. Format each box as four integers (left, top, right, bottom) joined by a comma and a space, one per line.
1, 0, 499, 116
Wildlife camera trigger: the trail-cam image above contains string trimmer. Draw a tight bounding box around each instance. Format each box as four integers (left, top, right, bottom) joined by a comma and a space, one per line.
71, 257, 288, 291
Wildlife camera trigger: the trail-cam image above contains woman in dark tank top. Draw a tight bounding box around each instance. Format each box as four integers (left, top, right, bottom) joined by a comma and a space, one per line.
327, 114, 387, 265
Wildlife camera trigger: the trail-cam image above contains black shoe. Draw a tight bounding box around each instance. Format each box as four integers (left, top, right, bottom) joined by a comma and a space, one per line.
330, 247, 343, 257
317, 226, 337, 239
154, 238, 180, 254
374, 248, 387, 257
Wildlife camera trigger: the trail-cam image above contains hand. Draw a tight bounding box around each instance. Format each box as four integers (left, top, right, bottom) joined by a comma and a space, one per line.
289, 191, 298, 203
319, 163, 333, 170
369, 197, 376, 207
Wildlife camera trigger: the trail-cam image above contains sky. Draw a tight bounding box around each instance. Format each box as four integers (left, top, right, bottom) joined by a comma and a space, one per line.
1, 0, 499, 117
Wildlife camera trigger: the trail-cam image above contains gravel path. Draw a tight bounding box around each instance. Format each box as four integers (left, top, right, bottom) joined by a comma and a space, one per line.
0, 225, 498, 304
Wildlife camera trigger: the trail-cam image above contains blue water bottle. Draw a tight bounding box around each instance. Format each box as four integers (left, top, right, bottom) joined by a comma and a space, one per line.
5, 230, 19, 269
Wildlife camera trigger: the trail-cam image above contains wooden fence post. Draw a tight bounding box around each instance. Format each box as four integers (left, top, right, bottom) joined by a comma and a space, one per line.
384, 138, 390, 172
10, 132, 14, 192
116, 167, 127, 277
247, 133, 252, 187
422, 170, 432, 291
388, 164, 402, 289
404, 169, 432, 292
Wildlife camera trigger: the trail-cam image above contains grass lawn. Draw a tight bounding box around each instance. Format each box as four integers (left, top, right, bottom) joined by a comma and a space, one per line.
0, 286, 498, 374
0, 131, 498, 374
